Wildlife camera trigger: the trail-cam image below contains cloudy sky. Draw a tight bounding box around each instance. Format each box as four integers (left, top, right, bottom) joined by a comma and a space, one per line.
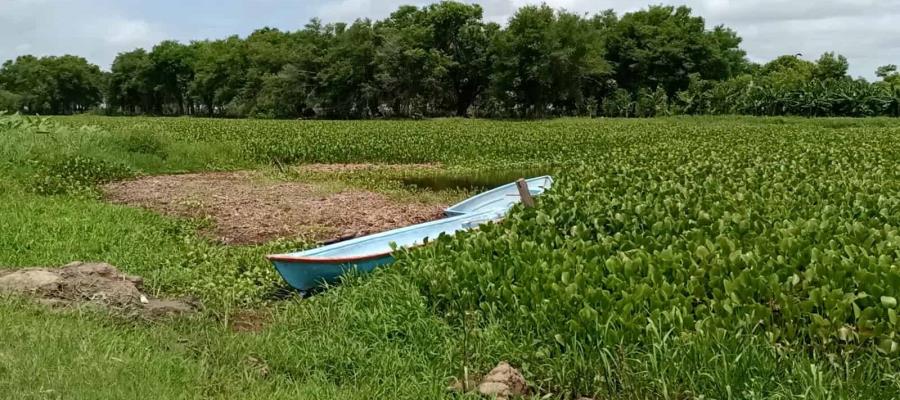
1, 0, 898, 79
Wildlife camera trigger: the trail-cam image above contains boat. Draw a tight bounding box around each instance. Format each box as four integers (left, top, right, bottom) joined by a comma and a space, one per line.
267, 208, 506, 291
443, 175, 553, 216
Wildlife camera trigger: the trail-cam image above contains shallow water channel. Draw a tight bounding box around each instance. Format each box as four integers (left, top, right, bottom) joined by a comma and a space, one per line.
399, 167, 555, 192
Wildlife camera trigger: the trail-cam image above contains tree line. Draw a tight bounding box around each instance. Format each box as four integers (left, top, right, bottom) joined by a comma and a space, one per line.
1, 2, 898, 118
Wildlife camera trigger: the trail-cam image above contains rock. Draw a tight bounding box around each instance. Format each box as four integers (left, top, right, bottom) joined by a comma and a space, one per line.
477, 362, 527, 399
478, 382, 512, 398
35, 298, 69, 308
0, 270, 62, 292
144, 299, 195, 317
447, 376, 479, 393
0, 262, 196, 318
61, 261, 144, 288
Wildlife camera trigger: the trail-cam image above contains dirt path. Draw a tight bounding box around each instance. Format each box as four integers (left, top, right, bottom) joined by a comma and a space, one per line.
102, 171, 447, 245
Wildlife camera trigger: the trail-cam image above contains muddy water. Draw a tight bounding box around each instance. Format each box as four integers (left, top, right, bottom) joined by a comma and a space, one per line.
399, 168, 555, 191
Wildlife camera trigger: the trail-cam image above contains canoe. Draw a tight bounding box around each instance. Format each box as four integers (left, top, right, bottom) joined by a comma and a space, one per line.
267, 208, 506, 291
444, 175, 554, 216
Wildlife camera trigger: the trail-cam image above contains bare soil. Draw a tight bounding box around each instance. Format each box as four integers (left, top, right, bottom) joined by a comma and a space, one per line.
228, 309, 271, 333
102, 171, 447, 245
0, 262, 196, 317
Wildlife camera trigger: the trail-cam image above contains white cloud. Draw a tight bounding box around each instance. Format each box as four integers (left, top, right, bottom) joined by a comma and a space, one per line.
103, 18, 157, 46
0, 0, 165, 69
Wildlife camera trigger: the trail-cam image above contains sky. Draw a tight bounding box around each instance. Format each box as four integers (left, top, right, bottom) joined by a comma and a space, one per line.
1, 0, 898, 79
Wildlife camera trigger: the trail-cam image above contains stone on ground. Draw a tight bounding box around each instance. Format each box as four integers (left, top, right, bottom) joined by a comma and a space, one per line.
0, 261, 195, 317
477, 362, 527, 399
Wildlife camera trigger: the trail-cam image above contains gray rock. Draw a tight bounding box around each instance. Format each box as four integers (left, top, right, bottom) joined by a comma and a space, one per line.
477, 362, 527, 399
0, 270, 62, 292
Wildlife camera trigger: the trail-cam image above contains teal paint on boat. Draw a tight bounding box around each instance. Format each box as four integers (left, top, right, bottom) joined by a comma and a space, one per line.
444, 175, 553, 216
267, 208, 506, 291
269, 254, 394, 292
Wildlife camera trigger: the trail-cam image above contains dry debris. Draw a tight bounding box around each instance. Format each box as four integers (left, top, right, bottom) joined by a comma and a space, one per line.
0, 261, 196, 317
102, 171, 446, 245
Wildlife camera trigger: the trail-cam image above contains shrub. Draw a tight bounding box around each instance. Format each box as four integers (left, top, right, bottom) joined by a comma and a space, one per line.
402, 127, 900, 360
114, 131, 168, 159
0, 90, 22, 112
601, 89, 633, 117
30, 156, 134, 195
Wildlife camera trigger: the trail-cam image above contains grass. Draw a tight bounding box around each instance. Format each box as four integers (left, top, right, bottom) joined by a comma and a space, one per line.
0, 114, 898, 398
0, 273, 459, 399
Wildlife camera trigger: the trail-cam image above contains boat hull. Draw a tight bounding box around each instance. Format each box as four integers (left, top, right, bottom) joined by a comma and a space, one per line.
268, 209, 505, 291
270, 254, 394, 291
267, 176, 553, 292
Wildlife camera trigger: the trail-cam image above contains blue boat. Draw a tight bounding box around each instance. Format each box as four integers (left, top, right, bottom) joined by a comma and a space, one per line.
444, 175, 553, 216
267, 208, 506, 291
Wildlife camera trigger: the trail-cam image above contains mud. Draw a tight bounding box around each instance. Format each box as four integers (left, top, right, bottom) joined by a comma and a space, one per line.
102, 171, 447, 245
0, 262, 195, 317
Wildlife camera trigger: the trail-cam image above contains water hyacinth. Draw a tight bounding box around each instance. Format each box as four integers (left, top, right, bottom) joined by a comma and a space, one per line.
401, 123, 900, 356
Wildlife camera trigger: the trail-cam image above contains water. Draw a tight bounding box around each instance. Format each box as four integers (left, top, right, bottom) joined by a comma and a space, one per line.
399, 167, 555, 192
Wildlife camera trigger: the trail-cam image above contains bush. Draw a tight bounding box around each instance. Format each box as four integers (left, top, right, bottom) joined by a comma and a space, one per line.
114, 131, 168, 159
0, 90, 22, 112
30, 156, 134, 195
402, 126, 900, 367
601, 89, 633, 117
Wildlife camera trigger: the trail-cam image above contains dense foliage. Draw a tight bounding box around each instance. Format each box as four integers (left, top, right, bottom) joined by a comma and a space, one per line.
0, 55, 103, 114
0, 3, 835, 117
3, 2, 898, 118
2, 114, 900, 397
399, 119, 900, 393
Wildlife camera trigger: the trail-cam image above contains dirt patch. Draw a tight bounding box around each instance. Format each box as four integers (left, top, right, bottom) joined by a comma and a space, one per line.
102, 171, 447, 245
228, 309, 271, 333
0, 261, 196, 317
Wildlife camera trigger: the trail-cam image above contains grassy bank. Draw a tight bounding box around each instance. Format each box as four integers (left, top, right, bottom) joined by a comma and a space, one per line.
1, 114, 898, 398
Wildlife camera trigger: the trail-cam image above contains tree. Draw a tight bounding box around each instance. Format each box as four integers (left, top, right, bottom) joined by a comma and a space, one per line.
374, 6, 450, 117
0, 55, 103, 114
190, 36, 247, 116
45, 55, 104, 114
0, 90, 21, 112
814, 52, 849, 81
108, 49, 154, 114
491, 5, 610, 117
876, 64, 899, 87
8, 1, 892, 119
423, 2, 496, 116
758, 54, 816, 88
0, 55, 55, 113
705, 25, 749, 79
314, 20, 380, 118
148, 41, 195, 114
604, 5, 746, 95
